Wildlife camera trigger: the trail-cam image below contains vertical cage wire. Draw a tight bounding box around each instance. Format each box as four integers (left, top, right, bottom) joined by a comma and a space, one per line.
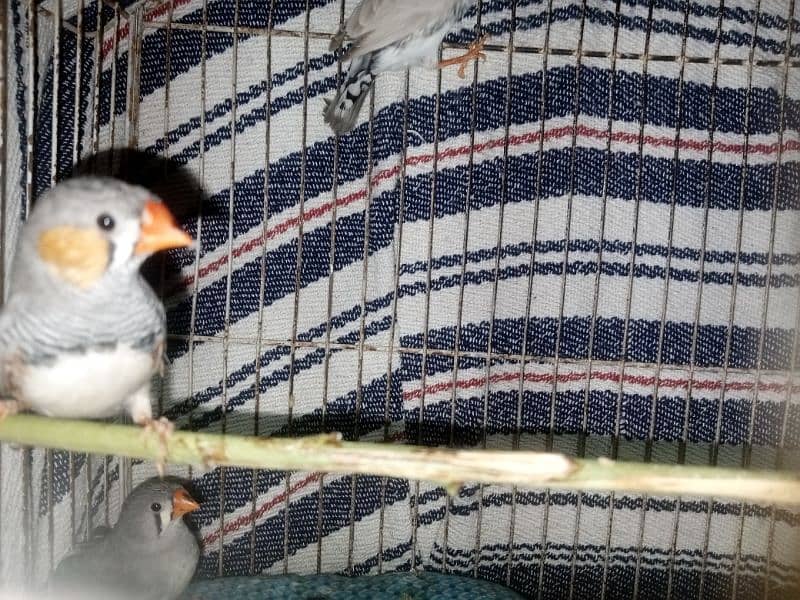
763, 283, 800, 599
375, 65, 412, 576
444, 0, 486, 578
475, 0, 515, 581
185, 0, 210, 478
216, 0, 237, 576
44, 0, 63, 572
24, 0, 36, 217
155, 0, 174, 429
148, 0, 171, 508
507, 0, 553, 588
0, 0, 7, 578
88, 0, 102, 174
713, 0, 764, 597
250, 0, 275, 578
629, 1, 683, 597
71, 0, 84, 176
410, 13, 445, 575
126, 5, 143, 159
691, 0, 725, 589
282, 0, 311, 577
747, 2, 798, 598
67, 0, 85, 554
316, 0, 345, 576
20, 0, 37, 584
0, 0, 6, 288
345, 22, 378, 580
107, 2, 120, 174
659, 2, 692, 595
110, 0, 127, 521
86, 0, 103, 551
539, 2, 590, 597
568, 1, 627, 597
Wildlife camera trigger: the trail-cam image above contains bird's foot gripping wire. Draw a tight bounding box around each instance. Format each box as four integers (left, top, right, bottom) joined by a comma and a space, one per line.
0, 401, 25, 449
437, 35, 488, 78
139, 416, 175, 477
0, 400, 21, 421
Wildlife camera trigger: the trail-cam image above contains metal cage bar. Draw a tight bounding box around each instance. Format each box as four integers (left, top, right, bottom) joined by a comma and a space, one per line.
410, 9, 447, 574
539, 2, 590, 597
475, 0, 515, 581
281, 0, 312, 577
250, 0, 276, 578
0, 0, 7, 577
315, 0, 344, 577
750, 3, 799, 598
444, 0, 486, 578
216, 0, 239, 576
345, 27, 379, 582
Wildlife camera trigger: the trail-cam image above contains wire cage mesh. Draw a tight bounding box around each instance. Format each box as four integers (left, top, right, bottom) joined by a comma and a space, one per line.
1, 0, 799, 598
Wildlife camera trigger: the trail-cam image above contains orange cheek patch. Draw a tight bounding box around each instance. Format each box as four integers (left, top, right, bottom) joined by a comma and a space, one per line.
37, 226, 110, 288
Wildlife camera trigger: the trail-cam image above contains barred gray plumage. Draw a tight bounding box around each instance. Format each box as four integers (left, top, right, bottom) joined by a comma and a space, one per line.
0, 271, 164, 363
324, 0, 477, 135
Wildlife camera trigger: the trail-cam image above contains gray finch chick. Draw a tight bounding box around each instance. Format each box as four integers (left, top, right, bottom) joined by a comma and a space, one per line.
51, 477, 201, 600
324, 0, 485, 135
0, 177, 192, 433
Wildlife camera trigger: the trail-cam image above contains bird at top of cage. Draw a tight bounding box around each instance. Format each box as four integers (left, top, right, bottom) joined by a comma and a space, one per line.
49, 477, 201, 600
324, 0, 486, 135
0, 176, 192, 443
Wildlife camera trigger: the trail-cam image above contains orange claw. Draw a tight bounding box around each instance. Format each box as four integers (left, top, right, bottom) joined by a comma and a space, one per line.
0, 400, 21, 421
139, 416, 175, 478
437, 35, 488, 79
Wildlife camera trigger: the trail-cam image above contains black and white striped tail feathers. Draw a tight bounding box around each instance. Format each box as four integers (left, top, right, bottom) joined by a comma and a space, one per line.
323, 54, 375, 136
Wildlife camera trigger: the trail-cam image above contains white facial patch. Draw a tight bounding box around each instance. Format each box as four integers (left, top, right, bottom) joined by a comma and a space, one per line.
159, 505, 171, 534
108, 216, 142, 270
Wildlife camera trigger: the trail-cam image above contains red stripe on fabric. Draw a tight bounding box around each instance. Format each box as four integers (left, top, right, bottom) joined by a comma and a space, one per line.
574, 124, 800, 155
201, 432, 409, 543
202, 472, 321, 547
100, 0, 194, 60
402, 370, 799, 401
100, 22, 129, 59
184, 175, 388, 288
173, 126, 799, 293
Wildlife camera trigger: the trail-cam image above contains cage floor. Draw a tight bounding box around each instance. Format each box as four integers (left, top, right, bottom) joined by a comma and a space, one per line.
182, 572, 523, 599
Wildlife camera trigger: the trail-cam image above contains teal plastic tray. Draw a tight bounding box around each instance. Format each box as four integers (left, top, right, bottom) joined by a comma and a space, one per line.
182, 572, 525, 599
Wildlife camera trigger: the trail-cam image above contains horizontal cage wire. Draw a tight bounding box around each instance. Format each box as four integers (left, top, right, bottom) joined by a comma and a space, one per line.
1, 0, 799, 598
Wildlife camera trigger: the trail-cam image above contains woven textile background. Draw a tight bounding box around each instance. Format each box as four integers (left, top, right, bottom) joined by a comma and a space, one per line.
2, 0, 800, 598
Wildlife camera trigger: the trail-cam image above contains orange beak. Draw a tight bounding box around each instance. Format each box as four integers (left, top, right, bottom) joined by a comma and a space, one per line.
134, 200, 193, 255
171, 488, 200, 520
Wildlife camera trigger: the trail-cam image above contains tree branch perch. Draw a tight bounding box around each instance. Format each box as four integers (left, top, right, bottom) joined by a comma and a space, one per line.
0, 414, 797, 504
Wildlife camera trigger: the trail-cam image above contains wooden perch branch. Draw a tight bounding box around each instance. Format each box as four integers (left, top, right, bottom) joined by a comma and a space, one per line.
0, 414, 797, 504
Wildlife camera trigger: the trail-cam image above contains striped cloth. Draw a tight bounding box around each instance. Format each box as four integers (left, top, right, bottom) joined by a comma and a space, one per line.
3, 0, 800, 598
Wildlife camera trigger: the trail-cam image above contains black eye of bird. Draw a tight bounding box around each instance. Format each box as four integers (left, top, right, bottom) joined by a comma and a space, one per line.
151, 502, 162, 512
97, 213, 115, 231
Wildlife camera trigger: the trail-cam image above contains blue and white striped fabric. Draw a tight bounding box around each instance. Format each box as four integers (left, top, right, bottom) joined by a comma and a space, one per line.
3, 0, 800, 598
